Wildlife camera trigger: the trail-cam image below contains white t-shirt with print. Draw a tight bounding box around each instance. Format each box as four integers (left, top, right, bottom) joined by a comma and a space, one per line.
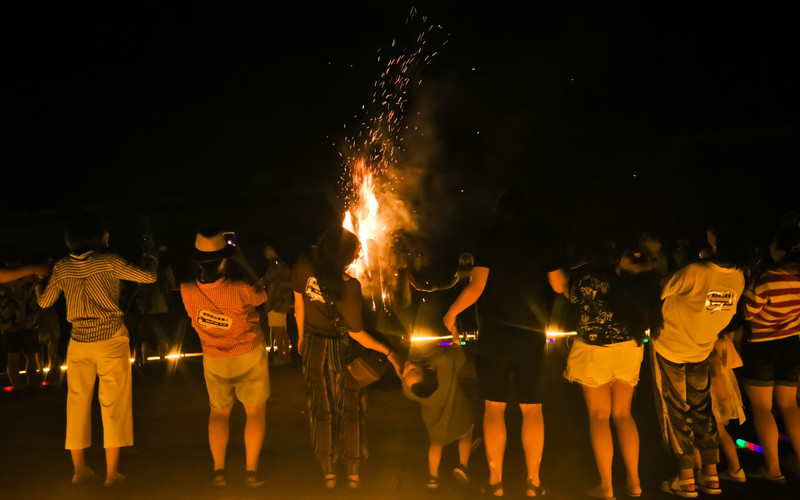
654, 261, 744, 364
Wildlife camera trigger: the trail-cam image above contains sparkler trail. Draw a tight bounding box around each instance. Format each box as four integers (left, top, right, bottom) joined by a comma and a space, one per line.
338, 6, 449, 309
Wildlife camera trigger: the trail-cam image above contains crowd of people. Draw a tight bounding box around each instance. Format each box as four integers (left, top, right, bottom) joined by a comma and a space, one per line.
1, 200, 799, 499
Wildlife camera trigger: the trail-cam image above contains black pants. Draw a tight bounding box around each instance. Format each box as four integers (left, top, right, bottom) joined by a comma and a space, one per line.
652, 350, 719, 469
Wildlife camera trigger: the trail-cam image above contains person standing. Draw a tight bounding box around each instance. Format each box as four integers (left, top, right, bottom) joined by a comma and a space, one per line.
180, 230, 270, 488
0, 254, 43, 390
652, 223, 747, 497
565, 249, 661, 499
292, 225, 402, 489
36, 210, 158, 487
443, 188, 565, 497
741, 223, 800, 483
262, 245, 293, 366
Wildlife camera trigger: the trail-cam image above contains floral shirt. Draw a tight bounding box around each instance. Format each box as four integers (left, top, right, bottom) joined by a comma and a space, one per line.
569, 268, 633, 346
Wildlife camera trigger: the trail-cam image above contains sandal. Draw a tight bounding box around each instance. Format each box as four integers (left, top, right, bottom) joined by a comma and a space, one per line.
749, 466, 786, 484
210, 469, 226, 487
427, 475, 439, 489
625, 483, 642, 498
481, 481, 504, 496
660, 475, 698, 498
696, 471, 721, 495
452, 464, 470, 486
71, 467, 96, 486
718, 468, 746, 483
583, 484, 612, 500
527, 478, 549, 497
103, 472, 126, 488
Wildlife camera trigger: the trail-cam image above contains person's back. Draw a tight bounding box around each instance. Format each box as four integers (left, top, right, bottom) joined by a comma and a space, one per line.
35, 210, 158, 487
656, 260, 745, 363
43, 251, 157, 341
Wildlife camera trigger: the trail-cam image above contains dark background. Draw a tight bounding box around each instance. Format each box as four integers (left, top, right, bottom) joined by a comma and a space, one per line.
2, 1, 798, 273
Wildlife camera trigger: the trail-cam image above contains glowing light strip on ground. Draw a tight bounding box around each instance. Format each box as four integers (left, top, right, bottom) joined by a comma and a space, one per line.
410, 333, 477, 343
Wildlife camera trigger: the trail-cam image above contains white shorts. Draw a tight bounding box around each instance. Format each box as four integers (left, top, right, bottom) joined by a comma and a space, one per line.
203, 345, 270, 409
564, 339, 644, 387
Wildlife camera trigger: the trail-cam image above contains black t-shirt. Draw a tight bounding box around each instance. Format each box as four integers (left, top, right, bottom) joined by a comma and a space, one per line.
470, 222, 562, 335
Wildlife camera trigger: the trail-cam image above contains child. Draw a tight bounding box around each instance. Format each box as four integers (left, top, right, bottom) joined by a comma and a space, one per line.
398, 342, 474, 489
36, 211, 158, 487
653, 223, 747, 497
692, 330, 747, 483
180, 230, 270, 488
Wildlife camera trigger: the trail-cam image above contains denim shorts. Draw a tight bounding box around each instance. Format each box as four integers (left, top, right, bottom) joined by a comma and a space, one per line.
740, 334, 800, 387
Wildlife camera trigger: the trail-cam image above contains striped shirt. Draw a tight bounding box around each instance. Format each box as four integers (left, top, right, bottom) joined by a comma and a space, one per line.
180, 279, 267, 358
743, 266, 800, 342
37, 250, 158, 342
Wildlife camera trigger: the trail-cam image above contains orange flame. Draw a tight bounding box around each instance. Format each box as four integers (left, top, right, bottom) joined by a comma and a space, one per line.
343, 159, 387, 308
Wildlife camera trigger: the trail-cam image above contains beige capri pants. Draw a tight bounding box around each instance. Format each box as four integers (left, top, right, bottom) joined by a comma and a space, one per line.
65, 334, 133, 450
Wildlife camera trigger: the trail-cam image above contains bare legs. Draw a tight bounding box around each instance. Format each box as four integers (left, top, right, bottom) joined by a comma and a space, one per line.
427, 427, 473, 478
520, 403, 545, 496
209, 408, 232, 471
428, 444, 443, 477
208, 403, 266, 473
484, 400, 507, 495
458, 427, 473, 468
748, 384, 800, 477
582, 382, 640, 498
717, 421, 741, 474
244, 403, 266, 472
483, 401, 545, 497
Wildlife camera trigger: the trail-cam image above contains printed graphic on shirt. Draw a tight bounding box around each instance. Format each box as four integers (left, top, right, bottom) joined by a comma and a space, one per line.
705, 290, 737, 313
197, 309, 232, 330
305, 277, 325, 303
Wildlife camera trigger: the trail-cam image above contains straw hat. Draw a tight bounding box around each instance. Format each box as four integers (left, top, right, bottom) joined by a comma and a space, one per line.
191, 232, 235, 261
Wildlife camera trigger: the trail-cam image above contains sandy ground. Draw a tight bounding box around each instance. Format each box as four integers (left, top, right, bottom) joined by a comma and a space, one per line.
1, 337, 798, 500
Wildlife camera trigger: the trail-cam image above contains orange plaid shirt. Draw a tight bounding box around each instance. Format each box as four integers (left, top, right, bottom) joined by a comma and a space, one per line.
180, 279, 267, 358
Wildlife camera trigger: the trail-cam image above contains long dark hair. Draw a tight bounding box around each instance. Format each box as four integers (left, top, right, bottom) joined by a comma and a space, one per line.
608, 270, 664, 344
312, 226, 360, 300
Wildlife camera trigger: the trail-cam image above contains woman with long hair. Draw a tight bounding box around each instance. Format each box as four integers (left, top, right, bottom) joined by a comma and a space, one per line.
291, 225, 402, 489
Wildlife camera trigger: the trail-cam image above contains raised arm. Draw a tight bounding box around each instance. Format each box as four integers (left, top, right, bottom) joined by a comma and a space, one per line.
0, 263, 51, 283
112, 254, 158, 284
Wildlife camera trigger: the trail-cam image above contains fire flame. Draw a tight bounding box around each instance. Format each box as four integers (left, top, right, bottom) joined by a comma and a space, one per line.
343, 159, 387, 308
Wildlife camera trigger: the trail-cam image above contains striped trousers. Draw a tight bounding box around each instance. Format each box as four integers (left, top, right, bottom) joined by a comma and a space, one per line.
302, 334, 367, 467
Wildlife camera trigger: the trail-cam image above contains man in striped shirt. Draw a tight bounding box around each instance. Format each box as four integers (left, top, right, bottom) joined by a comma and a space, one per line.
36, 211, 158, 487
741, 224, 800, 483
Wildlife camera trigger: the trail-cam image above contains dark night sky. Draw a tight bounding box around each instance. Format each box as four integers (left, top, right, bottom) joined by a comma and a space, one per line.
2, 1, 798, 264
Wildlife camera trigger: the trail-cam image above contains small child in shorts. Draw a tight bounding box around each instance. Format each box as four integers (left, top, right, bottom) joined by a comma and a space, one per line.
398, 342, 474, 489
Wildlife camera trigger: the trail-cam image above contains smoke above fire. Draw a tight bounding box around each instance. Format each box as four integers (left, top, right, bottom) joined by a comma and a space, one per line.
338, 6, 448, 307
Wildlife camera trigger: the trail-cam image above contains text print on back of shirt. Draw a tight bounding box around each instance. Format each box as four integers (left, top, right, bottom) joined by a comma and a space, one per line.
198, 309, 232, 330
705, 290, 737, 313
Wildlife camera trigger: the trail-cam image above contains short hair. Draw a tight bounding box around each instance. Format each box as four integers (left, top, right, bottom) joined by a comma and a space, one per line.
409, 364, 438, 398
64, 211, 107, 251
